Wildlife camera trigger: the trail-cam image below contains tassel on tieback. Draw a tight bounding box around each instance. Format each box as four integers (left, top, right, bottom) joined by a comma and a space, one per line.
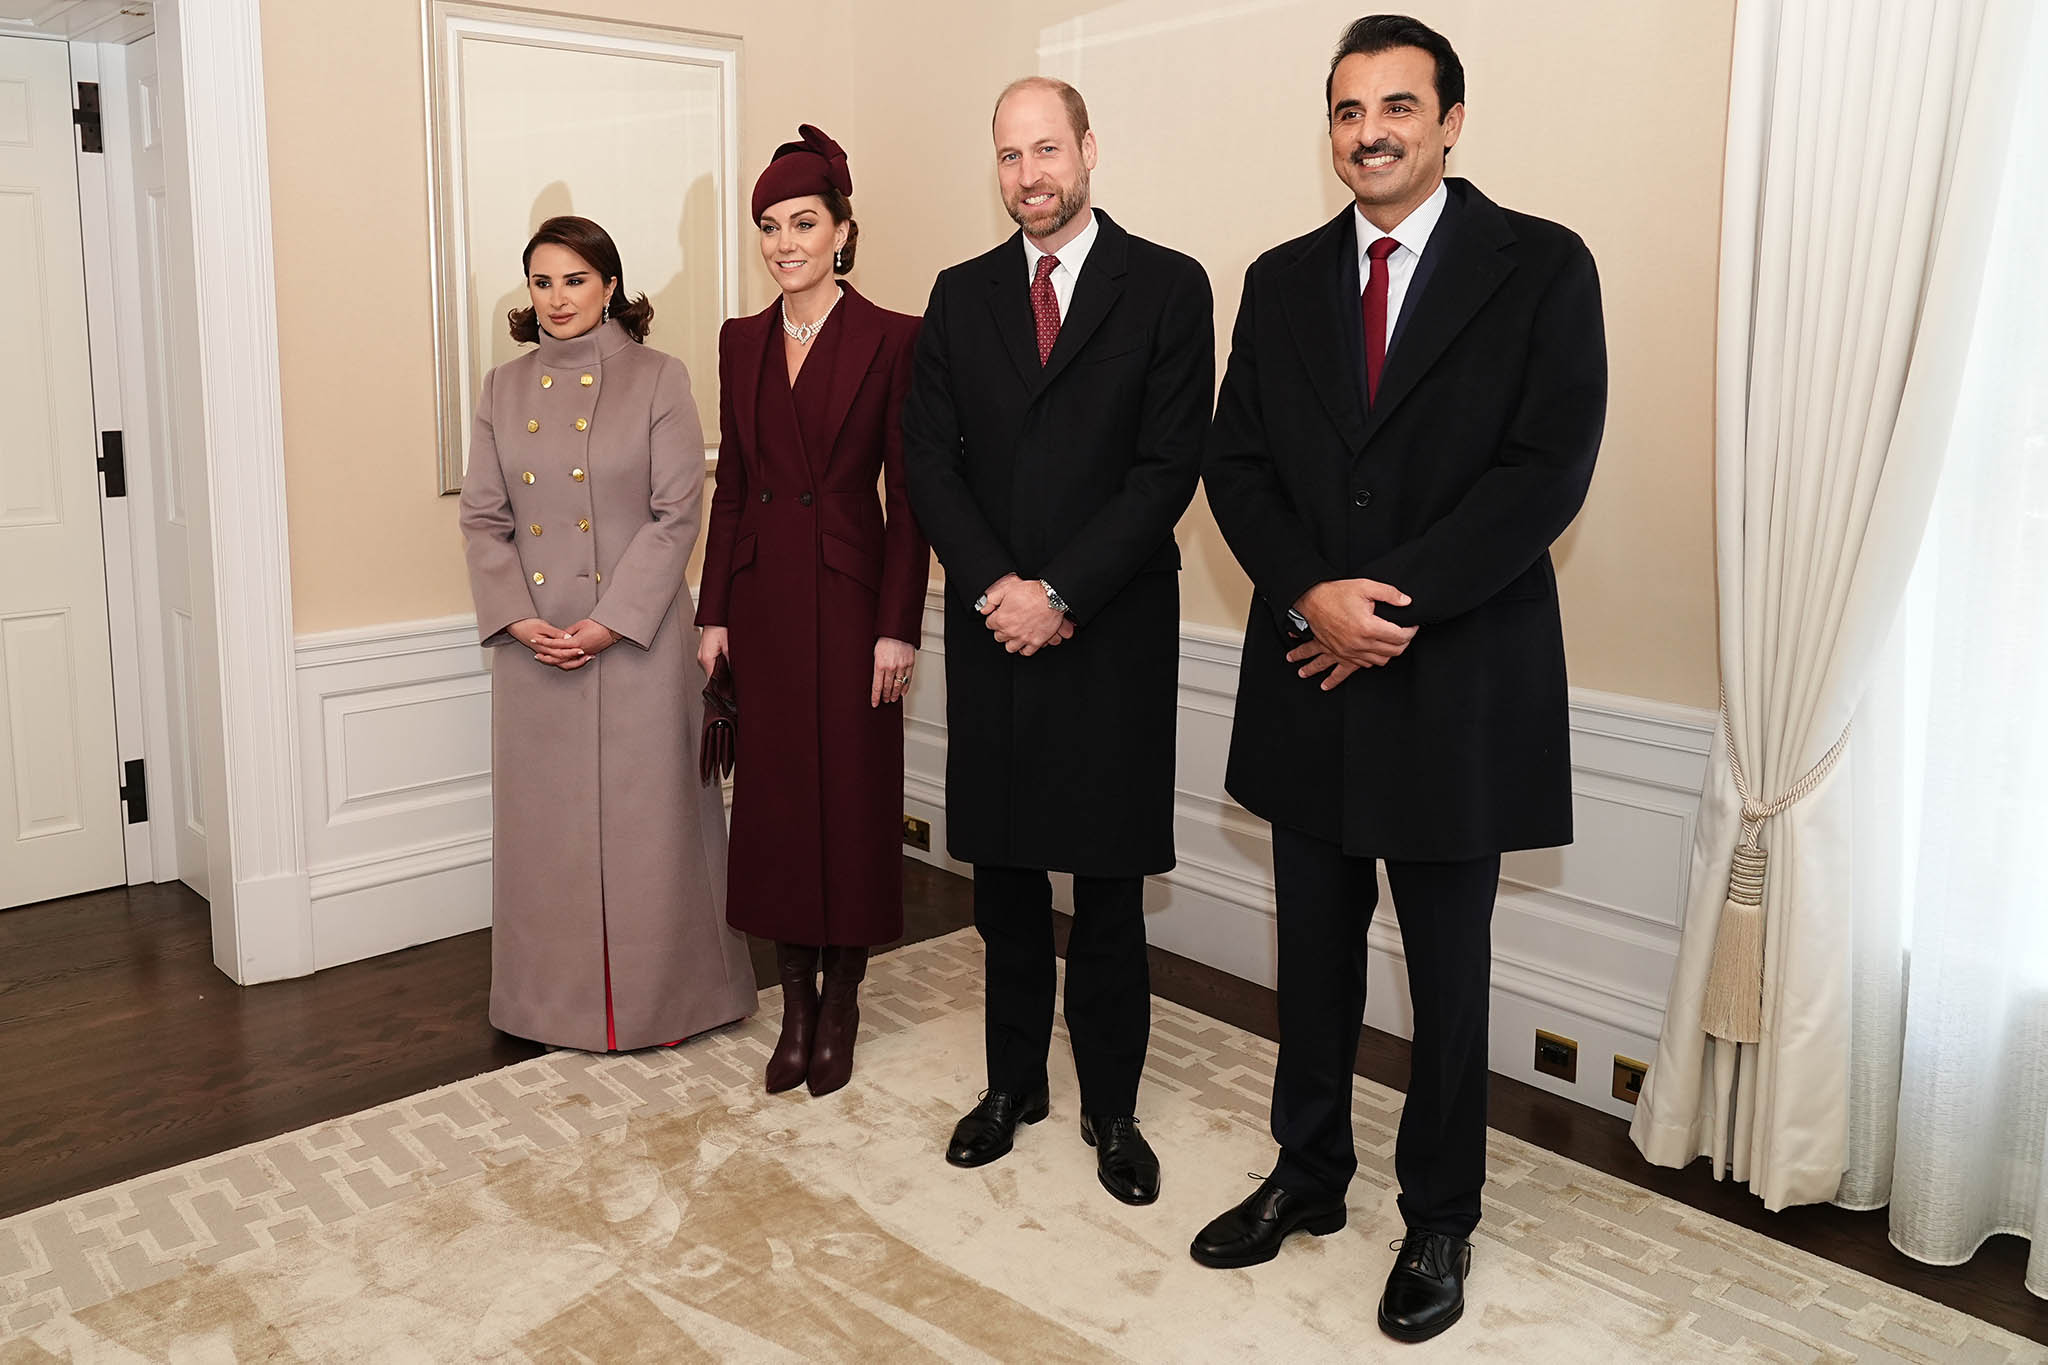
1697, 701, 1851, 1046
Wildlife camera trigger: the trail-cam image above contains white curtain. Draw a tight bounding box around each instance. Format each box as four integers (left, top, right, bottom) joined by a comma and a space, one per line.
1631, 0, 2033, 1210
1836, 8, 2048, 1295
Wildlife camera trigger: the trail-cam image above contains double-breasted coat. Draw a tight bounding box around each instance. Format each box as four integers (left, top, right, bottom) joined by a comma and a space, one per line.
459, 319, 757, 1051
902, 212, 1214, 877
1203, 179, 1608, 861
695, 286, 928, 946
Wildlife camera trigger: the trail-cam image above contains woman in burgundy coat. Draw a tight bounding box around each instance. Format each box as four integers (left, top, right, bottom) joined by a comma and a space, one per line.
696, 126, 928, 1097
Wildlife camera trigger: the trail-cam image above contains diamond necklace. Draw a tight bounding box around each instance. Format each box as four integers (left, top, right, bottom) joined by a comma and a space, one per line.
780, 286, 843, 345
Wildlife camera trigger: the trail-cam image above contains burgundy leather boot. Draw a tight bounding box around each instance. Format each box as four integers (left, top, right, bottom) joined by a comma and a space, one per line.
807, 946, 869, 1097
765, 943, 820, 1094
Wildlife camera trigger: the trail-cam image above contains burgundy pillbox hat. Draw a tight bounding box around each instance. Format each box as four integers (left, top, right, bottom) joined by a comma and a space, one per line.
750, 124, 852, 222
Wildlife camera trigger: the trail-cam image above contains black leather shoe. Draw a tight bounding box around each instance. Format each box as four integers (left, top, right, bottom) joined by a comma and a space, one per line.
1080, 1114, 1159, 1205
1189, 1176, 1347, 1268
944, 1088, 1049, 1168
1377, 1229, 1472, 1342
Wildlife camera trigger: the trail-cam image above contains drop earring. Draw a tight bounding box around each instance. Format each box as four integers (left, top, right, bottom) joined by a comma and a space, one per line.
834, 248, 844, 272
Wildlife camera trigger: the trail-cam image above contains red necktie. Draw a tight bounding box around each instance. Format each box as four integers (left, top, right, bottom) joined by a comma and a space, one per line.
1032, 253, 1062, 365
1361, 235, 1399, 403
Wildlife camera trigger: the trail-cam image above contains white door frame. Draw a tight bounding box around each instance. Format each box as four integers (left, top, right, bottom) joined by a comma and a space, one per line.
154, 0, 310, 984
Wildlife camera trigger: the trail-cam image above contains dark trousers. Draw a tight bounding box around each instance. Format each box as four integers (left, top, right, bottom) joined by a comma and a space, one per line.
1269, 823, 1500, 1238
973, 866, 1150, 1117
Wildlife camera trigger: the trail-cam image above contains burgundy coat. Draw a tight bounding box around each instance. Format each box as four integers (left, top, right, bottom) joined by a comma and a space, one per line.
696, 286, 928, 945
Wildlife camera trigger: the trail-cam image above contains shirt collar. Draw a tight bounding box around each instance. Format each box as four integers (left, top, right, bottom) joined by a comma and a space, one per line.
1024, 208, 1100, 280
1354, 179, 1449, 268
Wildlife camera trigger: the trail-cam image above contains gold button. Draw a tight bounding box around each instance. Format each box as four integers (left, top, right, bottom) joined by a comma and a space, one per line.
580, 374, 594, 386
527, 420, 539, 433
531, 571, 545, 586
521, 471, 535, 484
529, 524, 542, 536
595, 571, 602, 583
575, 417, 589, 432
571, 468, 585, 482
577, 518, 590, 532
541, 375, 553, 388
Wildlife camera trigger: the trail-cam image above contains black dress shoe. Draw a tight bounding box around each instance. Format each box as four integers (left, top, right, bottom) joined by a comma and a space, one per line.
944, 1088, 1049, 1167
1377, 1229, 1472, 1342
1080, 1114, 1160, 1205
1189, 1176, 1347, 1268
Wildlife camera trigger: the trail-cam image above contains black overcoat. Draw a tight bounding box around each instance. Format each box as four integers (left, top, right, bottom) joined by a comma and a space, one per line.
1203, 179, 1607, 861
903, 211, 1213, 876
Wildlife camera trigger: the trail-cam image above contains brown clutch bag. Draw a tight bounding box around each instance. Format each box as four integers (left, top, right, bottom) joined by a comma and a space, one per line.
700, 655, 737, 784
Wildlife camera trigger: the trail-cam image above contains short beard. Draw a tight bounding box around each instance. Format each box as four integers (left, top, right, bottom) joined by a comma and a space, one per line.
1007, 170, 1090, 239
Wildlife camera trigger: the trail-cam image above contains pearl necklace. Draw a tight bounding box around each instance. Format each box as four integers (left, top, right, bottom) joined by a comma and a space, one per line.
780, 286, 842, 345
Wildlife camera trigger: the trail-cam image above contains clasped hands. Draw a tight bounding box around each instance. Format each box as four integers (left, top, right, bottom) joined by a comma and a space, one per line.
509, 617, 617, 670
982, 573, 1076, 655
1288, 578, 1418, 691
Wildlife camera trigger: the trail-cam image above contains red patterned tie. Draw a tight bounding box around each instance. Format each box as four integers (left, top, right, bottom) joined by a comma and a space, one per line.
1361, 235, 1399, 403
1032, 253, 1061, 365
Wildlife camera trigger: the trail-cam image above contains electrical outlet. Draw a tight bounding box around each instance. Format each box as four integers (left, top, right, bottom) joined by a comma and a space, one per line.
1533, 1030, 1578, 1083
1612, 1055, 1647, 1104
902, 814, 931, 851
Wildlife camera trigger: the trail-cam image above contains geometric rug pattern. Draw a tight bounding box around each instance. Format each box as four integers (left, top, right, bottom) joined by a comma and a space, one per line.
0, 931, 2040, 1363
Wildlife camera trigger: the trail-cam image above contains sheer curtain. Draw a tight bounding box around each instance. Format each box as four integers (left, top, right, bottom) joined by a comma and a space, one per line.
1840, 10, 2048, 1295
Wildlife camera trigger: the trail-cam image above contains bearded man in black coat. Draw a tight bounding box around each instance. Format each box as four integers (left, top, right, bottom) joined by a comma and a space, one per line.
903, 75, 1213, 1208
1191, 15, 1606, 1344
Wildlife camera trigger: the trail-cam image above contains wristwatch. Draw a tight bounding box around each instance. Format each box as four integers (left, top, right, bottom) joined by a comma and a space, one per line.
974, 582, 1071, 614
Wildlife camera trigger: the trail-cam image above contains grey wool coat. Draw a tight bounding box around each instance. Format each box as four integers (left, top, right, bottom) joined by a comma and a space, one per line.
459, 319, 756, 1051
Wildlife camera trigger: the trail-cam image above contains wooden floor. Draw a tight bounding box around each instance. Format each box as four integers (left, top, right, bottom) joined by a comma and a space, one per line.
3, 867, 2042, 1345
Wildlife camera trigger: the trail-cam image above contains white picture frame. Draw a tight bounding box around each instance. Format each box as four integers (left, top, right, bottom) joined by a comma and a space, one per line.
423, 2, 742, 493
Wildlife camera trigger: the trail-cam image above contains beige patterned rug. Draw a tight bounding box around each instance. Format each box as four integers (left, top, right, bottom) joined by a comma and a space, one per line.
0, 931, 2038, 1363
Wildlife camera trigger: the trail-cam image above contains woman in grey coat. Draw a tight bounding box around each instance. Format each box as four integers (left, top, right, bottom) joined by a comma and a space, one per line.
459, 215, 756, 1051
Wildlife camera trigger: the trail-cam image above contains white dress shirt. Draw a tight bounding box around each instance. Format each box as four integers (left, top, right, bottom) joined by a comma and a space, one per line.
1023, 209, 1100, 320
1355, 178, 1448, 352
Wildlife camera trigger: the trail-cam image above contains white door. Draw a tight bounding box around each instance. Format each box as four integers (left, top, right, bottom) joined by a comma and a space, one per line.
116, 31, 206, 895
0, 34, 125, 908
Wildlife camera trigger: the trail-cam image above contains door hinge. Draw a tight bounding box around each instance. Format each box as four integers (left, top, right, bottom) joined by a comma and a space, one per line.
98, 431, 127, 497
74, 81, 103, 154
120, 758, 148, 824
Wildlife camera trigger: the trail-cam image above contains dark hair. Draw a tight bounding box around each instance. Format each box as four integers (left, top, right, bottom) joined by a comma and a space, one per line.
1324, 14, 1465, 121
992, 76, 1091, 143
819, 186, 860, 275
508, 215, 654, 344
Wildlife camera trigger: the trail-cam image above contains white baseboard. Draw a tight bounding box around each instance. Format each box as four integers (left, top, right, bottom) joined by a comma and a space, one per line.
296, 594, 1713, 1121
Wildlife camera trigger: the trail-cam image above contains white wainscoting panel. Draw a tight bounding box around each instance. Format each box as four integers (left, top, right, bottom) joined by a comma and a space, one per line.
298, 597, 1713, 1121
295, 616, 494, 971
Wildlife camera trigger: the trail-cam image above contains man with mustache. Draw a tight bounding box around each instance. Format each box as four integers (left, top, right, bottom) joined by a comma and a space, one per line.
1193, 15, 1606, 1343
903, 77, 1212, 1206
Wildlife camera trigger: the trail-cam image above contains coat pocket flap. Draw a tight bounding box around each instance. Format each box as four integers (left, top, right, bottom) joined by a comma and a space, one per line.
820, 531, 879, 591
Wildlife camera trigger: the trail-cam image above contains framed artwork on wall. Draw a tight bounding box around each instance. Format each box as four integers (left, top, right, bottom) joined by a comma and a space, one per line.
423, 3, 741, 493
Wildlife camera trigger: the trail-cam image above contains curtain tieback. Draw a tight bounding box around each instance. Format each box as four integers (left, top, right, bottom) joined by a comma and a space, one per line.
1698, 697, 1852, 1044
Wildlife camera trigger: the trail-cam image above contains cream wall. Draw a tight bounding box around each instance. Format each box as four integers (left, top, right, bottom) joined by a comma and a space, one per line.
267, 0, 1729, 709
262, 0, 855, 633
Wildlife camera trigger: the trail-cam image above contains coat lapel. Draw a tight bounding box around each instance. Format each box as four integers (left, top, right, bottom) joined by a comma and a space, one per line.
730, 304, 772, 470
1278, 208, 1370, 454
1032, 211, 1129, 397
815, 286, 886, 470
984, 232, 1042, 387
1356, 180, 1517, 451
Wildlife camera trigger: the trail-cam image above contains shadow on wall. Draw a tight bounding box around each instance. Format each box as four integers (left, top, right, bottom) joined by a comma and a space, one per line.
645, 173, 722, 445
482, 180, 577, 374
